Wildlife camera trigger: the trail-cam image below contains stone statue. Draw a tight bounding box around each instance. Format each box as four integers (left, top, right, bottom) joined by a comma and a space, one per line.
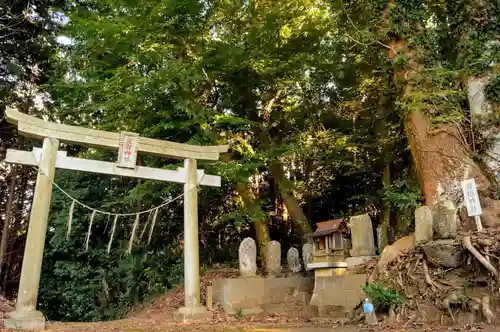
287, 247, 301, 273
265, 240, 281, 276
239, 237, 257, 276
302, 243, 313, 271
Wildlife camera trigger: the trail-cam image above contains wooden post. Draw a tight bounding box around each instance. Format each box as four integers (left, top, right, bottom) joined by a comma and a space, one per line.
206, 285, 213, 311
5, 138, 59, 330
474, 215, 483, 232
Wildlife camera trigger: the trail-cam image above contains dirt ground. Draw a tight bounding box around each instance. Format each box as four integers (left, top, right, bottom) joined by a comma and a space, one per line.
40, 267, 500, 332
43, 319, 499, 332
6, 266, 500, 332
43, 324, 500, 332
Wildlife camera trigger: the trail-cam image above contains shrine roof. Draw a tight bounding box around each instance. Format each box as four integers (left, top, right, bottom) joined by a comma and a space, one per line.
304, 218, 344, 238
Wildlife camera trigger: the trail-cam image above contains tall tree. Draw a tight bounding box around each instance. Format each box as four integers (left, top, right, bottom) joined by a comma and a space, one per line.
48, 0, 345, 249
0, 0, 64, 294
331, 0, 500, 226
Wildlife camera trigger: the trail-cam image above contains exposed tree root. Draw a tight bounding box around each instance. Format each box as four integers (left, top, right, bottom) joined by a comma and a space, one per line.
442, 297, 456, 323
423, 260, 441, 291
364, 229, 500, 324
463, 236, 498, 278
482, 296, 495, 324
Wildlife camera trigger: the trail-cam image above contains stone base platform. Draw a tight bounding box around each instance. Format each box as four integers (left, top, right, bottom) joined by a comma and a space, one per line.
173, 306, 213, 322
212, 276, 314, 316
3, 310, 46, 330
309, 274, 366, 317
345, 256, 375, 268
212, 274, 367, 319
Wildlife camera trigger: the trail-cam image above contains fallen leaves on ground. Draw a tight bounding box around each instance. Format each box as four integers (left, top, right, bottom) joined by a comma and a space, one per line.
45, 268, 311, 332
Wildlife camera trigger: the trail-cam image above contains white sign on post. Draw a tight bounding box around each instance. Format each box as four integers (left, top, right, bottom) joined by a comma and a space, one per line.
461, 178, 483, 217
117, 132, 139, 169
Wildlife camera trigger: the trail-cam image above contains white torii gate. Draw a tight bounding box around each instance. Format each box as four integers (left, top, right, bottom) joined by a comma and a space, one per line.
2, 107, 228, 330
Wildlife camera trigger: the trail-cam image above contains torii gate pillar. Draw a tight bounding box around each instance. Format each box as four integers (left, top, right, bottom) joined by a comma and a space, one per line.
5, 138, 59, 330
175, 158, 211, 320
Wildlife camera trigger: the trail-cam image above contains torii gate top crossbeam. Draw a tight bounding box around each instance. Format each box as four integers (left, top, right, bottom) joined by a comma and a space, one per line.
6, 107, 228, 161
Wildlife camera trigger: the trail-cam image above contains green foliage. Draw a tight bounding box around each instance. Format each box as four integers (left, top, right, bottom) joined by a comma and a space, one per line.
234, 308, 244, 319
485, 75, 500, 106
382, 179, 421, 211
46, 0, 409, 230
392, 53, 408, 66
13, 0, 498, 323
40, 248, 183, 321
38, 170, 186, 321
362, 282, 404, 313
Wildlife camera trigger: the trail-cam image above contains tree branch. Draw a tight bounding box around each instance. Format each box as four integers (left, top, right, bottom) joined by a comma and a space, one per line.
262, 89, 282, 123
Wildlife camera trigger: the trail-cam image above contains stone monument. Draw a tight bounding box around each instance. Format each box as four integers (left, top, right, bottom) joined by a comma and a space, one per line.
287, 247, 301, 273
376, 225, 388, 252
350, 214, 376, 257
302, 243, 313, 271
433, 200, 458, 239
415, 206, 433, 244
265, 240, 281, 276
239, 237, 257, 276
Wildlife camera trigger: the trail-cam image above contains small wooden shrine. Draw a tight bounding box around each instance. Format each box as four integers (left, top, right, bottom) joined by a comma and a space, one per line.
304, 218, 347, 263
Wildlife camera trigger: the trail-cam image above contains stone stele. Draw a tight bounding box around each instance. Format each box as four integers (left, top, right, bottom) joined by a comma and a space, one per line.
287, 247, 302, 273
415, 206, 433, 244
350, 214, 376, 257
433, 200, 458, 239
239, 237, 257, 276
376, 225, 388, 252
265, 241, 281, 276
302, 243, 313, 271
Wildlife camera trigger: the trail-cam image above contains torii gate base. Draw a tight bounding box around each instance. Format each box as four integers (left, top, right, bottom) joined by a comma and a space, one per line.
4, 311, 45, 331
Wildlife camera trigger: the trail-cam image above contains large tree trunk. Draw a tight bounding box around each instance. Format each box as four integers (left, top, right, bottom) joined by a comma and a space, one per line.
235, 182, 271, 258
388, 32, 492, 208
392, 37, 500, 227
404, 109, 491, 204
281, 191, 312, 235
385, 0, 498, 212
269, 162, 312, 237
220, 152, 271, 254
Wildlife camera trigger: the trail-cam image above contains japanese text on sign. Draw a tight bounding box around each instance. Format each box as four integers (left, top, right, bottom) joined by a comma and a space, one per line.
461, 178, 483, 217
117, 132, 139, 169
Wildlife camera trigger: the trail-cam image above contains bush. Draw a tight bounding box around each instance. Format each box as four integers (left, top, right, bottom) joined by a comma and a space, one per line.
362, 282, 404, 313
39, 244, 184, 322
37, 171, 186, 322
